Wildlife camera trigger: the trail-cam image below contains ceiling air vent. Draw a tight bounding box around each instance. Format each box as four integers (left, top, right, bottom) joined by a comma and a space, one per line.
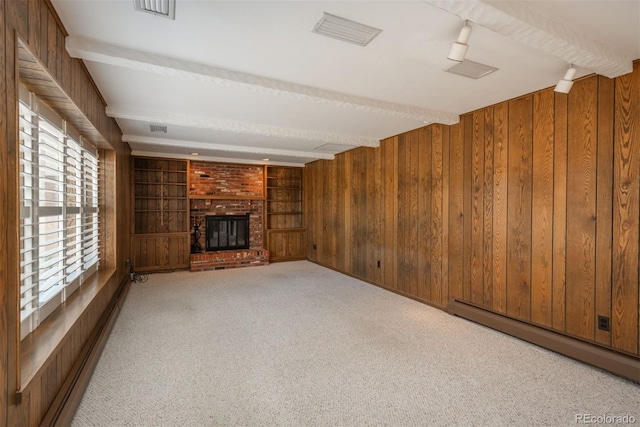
445, 59, 498, 79
149, 124, 167, 133
312, 13, 382, 47
133, 0, 176, 20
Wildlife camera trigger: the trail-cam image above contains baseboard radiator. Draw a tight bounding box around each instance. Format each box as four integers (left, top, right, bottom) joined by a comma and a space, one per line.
449, 299, 639, 383
41, 275, 131, 427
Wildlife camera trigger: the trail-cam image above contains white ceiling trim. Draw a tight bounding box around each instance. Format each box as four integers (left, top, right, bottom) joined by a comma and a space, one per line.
66, 36, 459, 125
424, 0, 632, 78
130, 150, 307, 168
107, 106, 380, 147
122, 135, 336, 160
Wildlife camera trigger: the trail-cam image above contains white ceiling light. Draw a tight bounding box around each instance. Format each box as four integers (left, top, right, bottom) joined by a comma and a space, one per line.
554, 65, 577, 94
448, 21, 472, 62
312, 13, 382, 47
133, 0, 176, 20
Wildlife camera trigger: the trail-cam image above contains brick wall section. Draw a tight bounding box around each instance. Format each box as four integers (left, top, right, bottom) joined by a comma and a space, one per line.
190, 199, 264, 250
189, 161, 267, 270
190, 250, 269, 272
190, 161, 264, 198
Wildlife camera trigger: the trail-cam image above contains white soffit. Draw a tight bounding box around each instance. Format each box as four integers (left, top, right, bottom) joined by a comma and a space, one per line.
424, 0, 633, 78
122, 135, 335, 160
107, 106, 380, 147
66, 36, 459, 125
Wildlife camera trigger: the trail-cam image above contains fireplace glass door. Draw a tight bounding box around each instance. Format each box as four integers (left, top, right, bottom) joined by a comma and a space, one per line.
205, 214, 250, 251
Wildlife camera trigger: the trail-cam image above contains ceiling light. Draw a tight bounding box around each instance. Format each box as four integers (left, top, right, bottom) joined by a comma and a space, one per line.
554, 65, 577, 94
448, 21, 472, 62
190, 152, 199, 156
262, 158, 270, 161
312, 13, 382, 47
133, 0, 176, 20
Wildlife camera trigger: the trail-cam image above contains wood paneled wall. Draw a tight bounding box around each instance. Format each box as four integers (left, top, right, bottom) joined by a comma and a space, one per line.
305, 63, 640, 358
0, 0, 131, 425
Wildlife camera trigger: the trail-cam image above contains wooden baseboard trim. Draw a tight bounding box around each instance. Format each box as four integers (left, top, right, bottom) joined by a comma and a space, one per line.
40, 274, 131, 427
449, 299, 640, 383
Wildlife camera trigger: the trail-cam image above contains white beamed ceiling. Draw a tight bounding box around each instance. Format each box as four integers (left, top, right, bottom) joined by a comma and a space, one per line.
51, 0, 639, 166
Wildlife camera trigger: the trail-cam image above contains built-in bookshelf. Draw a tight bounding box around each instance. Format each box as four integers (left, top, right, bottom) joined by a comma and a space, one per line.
265, 166, 306, 261
132, 157, 189, 271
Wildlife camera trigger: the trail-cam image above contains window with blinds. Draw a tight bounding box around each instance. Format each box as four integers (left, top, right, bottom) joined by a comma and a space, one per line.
19, 86, 100, 340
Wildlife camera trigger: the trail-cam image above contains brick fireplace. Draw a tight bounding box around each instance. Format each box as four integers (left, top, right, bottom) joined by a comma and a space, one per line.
189, 161, 269, 271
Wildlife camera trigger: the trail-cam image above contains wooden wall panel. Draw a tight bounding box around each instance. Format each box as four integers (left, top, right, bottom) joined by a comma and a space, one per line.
462, 115, 473, 302
552, 93, 568, 331
406, 132, 419, 296
612, 61, 639, 355
566, 77, 597, 341
471, 111, 485, 306
1, 0, 131, 424
595, 76, 614, 346
482, 108, 494, 309
531, 90, 554, 327
448, 122, 464, 301
506, 96, 533, 321
305, 62, 640, 360
418, 128, 432, 301
431, 125, 444, 305
1, 0, 8, 424
382, 137, 398, 291
492, 103, 508, 314
335, 155, 346, 272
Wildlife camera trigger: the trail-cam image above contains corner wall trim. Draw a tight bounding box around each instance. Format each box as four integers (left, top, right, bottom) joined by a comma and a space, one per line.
449, 299, 640, 383
40, 274, 131, 427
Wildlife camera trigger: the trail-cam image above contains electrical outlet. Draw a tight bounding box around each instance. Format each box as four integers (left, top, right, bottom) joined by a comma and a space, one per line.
313, 244, 317, 250
125, 258, 131, 267
598, 315, 610, 331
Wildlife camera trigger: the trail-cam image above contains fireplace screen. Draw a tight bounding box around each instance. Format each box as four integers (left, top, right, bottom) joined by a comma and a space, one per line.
205, 214, 250, 251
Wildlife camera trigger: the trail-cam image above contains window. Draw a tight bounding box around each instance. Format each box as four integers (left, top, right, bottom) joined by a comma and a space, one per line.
19, 86, 100, 339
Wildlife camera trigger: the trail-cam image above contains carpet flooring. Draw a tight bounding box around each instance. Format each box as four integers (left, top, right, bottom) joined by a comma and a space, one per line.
72, 261, 639, 426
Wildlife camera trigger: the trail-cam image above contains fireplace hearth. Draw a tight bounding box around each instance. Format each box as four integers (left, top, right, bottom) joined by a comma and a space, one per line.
205, 214, 250, 251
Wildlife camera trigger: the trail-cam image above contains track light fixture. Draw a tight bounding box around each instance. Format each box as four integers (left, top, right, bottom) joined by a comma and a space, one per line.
554, 64, 577, 94
448, 21, 472, 62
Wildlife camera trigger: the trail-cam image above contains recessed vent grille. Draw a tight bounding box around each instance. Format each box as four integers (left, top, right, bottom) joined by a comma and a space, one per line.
445, 59, 498, 79
314, 143, 356, 152
312, 13, 382, 47
149, 124, 167, 133
133, 0, 176, 20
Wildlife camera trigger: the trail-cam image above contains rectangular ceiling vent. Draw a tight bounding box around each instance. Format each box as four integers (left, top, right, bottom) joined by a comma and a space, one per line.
445, 59, 498, 79
314, 143, 356, 152
133, 0, 176, 20
149, 124, 167, 133
312, 13, 382, 47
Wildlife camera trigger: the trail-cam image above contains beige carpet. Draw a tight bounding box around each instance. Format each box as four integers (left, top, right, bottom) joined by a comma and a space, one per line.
72, 261, 639, 426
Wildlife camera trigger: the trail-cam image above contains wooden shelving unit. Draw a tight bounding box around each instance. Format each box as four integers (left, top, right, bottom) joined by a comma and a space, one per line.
132, 157, 190, 271
265, 166, 306, 261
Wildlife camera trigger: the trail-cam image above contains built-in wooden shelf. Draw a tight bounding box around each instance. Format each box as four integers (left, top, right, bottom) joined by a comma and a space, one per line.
265, 166, 305, 261
132, 157, 190, 271
188, 194, 266, 200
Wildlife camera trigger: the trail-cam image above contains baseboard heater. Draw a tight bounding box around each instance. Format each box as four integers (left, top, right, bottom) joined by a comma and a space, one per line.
40, 275, 131, 427
448, 299, 639, 383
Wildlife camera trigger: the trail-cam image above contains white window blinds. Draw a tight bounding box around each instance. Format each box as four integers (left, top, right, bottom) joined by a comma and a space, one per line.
19, 86, 100, 339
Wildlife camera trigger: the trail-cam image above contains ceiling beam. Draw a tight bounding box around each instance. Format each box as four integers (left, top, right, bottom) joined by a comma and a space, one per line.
107, 106, 378, 147
425, 0, 632, 78
67, 36, 460, 125
122, 135, 336, 160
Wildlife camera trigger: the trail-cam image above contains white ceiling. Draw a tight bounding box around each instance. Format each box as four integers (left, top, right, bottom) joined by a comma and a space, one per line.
51, 0, 639, 166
